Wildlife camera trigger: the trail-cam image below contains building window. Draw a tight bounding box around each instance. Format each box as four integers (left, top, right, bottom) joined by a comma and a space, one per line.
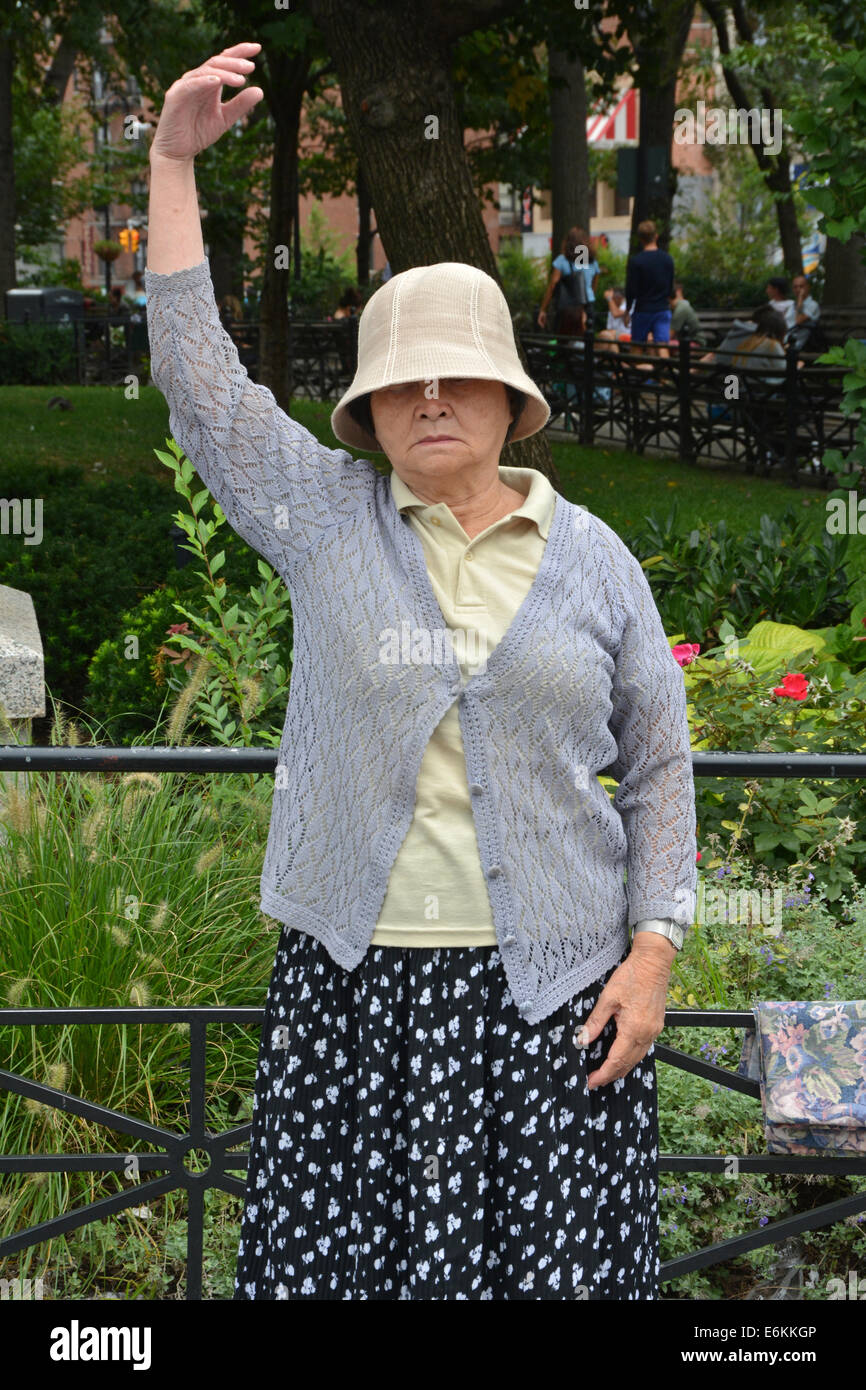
498, 184, 520, 227
614, 189, 631, 217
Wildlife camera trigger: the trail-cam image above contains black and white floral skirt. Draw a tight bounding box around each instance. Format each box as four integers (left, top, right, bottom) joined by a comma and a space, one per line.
233, 927, 660, 1300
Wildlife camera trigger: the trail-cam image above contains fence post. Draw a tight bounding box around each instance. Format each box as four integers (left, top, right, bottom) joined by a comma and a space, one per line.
581, 330, 595, 446
678, 337, 695, 467
785, 346, 799, 487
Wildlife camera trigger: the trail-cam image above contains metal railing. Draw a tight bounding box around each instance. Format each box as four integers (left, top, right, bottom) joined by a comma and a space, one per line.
6, 312, 861, 484
2, 745, 866, 1298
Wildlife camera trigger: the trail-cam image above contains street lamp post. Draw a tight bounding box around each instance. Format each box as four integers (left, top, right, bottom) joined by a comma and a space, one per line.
91, 63, 131, 301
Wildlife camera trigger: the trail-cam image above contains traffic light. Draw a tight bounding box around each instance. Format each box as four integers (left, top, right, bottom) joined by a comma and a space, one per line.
118, 228, 140, 252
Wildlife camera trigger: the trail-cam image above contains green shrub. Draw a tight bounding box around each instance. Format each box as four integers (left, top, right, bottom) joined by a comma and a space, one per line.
0, 463, 179, 721
85, 585, 192, 744
629, 501, 853, 646
497, 238, 549, 330
150, 437, 294, 749
0, 322, 77, 385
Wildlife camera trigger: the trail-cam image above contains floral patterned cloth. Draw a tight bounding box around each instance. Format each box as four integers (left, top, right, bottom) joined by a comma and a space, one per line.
233, 928, 661, 1299
737, 1000, 866, 1155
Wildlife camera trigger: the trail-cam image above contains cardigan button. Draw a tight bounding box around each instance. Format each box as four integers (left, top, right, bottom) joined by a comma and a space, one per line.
503, 933, 517, 946
469, 782, 483, 795
518, 1002, 531, 1015
487, 864, 502, 878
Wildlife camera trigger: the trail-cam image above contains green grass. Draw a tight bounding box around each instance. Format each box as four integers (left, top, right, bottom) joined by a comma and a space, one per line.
1, 385, 832, 545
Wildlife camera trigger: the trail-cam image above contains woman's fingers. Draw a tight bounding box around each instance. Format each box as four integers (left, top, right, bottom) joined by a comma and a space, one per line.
586, 1032, 650, 1090
194, 60, 255, 85
215, 40, 262, 56
218, 86, 265, 125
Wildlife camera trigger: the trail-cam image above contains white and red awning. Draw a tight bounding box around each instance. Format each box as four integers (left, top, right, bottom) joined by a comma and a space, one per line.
586, 86, 638, 147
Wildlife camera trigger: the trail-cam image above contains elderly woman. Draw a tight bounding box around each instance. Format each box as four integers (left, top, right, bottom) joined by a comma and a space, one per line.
145, 42, 697, 1301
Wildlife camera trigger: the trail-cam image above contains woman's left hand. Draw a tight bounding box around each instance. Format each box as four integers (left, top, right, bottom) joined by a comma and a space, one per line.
575, 935, 675, 1090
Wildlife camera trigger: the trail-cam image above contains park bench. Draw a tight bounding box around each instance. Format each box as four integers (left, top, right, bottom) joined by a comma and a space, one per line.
693, 307, 866, 349
519, 330, 858, 484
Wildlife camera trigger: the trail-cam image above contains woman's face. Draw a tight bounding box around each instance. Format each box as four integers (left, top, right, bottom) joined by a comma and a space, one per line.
368, 378, 514, 489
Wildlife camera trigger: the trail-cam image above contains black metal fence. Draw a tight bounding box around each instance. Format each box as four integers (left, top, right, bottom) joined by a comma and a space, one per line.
2, 746, 866, 1299
6, 311, 862, 488
254, 319, 862, 487
522, 334, 858, 486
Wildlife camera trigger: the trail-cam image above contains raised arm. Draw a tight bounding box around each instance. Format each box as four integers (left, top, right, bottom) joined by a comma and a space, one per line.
145, 43, 375, 573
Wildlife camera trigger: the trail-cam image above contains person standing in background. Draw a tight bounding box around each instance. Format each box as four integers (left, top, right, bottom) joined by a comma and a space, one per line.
537, 225, 590, 335
582, 238, 604, 329
625, 221, 675, 352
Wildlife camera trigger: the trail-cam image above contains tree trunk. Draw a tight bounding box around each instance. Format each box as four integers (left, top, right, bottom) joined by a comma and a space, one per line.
307, 0, 556, 483
702, 0, 803, 276
823, 233, 866, 307
629, 0, 695, 250
211, 234, 246, 311
0, 34, 16, 302
356, 158, 372, 285
43, 33, 79, 108
763, 157, 803, 276
255, 47, 312, 413
548, 45, 589, 251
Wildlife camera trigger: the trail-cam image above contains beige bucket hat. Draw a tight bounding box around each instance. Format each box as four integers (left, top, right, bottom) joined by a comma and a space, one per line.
330, 261, 551, 453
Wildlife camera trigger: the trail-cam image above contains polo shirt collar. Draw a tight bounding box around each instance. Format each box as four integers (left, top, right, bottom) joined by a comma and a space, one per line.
389, 465, 553, 540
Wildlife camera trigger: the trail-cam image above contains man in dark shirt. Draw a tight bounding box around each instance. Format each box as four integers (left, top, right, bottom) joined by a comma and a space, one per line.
625, 220, 675, 349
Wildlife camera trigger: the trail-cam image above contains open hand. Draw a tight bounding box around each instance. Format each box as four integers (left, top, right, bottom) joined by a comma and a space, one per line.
151, 41, 264, 163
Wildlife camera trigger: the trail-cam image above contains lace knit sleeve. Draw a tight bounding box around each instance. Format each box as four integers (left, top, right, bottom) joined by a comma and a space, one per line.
144, 259, 377, 573
601, 536, 698, 930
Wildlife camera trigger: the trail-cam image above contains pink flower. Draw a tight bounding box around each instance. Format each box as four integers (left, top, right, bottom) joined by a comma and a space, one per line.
672, 642, 701, 668
772, 672, 808, 701
771, 1023, 807, 1057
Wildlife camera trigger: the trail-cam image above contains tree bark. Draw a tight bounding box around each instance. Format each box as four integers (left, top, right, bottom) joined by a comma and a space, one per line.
823, 234, 866, 307
0, 34, 14, 302
255, 46, 312, 413
356, 158, 372, 285
307, 0, 556, 482
43, 33, 79, 108
629, 0, 695, 250
548, 45, 590, 251
211, 235, 246, 311
702, 0, 803, 275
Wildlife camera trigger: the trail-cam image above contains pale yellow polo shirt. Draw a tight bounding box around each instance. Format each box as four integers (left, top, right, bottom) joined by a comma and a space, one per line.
371, 464, 556, 947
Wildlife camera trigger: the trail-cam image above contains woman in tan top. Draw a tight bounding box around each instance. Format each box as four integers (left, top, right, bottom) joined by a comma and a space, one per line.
146, 41, 695, 1302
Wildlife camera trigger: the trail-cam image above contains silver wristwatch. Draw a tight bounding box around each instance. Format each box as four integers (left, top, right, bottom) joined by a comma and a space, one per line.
631, 918, 685, 952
